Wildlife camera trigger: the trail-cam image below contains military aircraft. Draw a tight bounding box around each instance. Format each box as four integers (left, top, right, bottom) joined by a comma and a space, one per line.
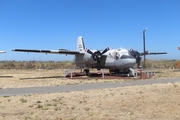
0, 51, 6, 54
12, 36, 167, 76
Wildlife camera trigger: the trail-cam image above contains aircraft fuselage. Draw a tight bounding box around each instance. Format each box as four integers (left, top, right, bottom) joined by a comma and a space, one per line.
74, 48, 136, 69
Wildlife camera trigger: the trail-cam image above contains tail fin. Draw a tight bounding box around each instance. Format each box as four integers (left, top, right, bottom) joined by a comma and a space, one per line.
77, 36, 85, 53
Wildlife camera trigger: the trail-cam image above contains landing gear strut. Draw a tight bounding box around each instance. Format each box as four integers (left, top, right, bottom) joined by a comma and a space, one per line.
83, 69, 90, 76
128, 68, 134, 77
109, 68, 134, 77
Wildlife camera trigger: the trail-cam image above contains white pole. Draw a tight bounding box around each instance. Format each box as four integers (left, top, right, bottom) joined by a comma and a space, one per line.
71, 69, 72, 79
102, 70, 104, 79
64, 69, 67, 77
147, 71, 149, 78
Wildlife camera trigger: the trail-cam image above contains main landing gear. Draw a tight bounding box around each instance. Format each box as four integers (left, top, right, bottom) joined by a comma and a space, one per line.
83, 69, 90, 76
109, 68, 134, 77
82, 68, 135, 77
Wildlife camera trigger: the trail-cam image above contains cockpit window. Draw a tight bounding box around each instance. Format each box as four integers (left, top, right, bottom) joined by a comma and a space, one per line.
117, 48, 121, 51
117, 48, 130, 58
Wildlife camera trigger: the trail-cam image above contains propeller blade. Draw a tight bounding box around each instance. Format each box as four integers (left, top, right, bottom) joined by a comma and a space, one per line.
86, 49, 94, 55
101, 47, 110, 55
86, 47, 109, 70
137, 56, 141, 68
129, 48, 133, 51
129, 49, 142, 68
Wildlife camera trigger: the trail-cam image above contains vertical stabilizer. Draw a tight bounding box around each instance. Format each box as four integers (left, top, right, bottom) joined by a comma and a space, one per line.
77, 36, 85, 53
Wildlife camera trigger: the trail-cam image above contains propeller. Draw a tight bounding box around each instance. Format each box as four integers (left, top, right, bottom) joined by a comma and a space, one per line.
86, 47, 110, 70
129, 48, 142, 68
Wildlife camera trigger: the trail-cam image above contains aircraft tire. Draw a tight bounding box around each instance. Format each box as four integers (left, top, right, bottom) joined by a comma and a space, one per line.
83, 69, 89, 76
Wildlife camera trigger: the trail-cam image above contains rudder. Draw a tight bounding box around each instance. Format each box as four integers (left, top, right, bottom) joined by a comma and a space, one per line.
77, 36, 85, 53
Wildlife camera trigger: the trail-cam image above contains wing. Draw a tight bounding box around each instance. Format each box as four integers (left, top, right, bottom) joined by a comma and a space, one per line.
140, 52, 167, 55
0, 51, 6, 54
12, 49, 82, 55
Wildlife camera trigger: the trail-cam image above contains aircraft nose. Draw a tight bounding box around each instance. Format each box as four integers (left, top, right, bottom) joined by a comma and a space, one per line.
128, 57, 136, 64
128, 56, 136, 66
132, 58, 136, 64
120, 55, 136, 67
121, 55, 136, 63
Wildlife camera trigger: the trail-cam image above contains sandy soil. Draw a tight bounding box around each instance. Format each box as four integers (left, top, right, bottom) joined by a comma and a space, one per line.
0, 69, 180, 120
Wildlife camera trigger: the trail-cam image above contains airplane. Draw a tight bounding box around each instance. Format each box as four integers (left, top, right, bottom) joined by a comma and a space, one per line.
12, 36, 167, 77
0, 51, 6, 54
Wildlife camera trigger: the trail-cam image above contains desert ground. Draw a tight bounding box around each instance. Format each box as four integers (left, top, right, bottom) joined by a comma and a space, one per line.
0, 69, 180, 120
0, 69, 126, 89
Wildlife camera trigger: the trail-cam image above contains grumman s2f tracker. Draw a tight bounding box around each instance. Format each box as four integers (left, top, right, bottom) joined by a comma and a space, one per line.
12, 36, 167, 77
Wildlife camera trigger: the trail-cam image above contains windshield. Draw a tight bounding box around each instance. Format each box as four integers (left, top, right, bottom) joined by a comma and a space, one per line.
117, 48, 130, 57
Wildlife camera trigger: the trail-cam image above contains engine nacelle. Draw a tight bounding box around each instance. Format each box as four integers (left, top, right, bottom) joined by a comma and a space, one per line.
74, 53, 97, 68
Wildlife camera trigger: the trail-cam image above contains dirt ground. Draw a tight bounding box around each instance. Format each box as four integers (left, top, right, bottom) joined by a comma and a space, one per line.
0, 69, 179, 89
0, 69, 128, 89
0, 69, 180, 120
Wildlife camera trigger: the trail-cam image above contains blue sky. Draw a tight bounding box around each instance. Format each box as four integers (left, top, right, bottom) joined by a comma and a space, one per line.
0, 0, 180, 61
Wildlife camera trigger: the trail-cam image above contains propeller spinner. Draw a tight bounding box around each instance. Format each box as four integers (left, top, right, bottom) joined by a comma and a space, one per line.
86, 47, 110, 70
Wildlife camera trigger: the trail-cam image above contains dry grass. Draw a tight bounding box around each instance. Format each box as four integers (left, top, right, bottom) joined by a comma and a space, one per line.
0, 69, 180, 119
0, 82, 180, 120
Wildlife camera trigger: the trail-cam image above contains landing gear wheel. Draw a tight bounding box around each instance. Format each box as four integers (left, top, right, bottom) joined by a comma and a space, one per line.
109, 69, 115, 74
83, 69, 90, 76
